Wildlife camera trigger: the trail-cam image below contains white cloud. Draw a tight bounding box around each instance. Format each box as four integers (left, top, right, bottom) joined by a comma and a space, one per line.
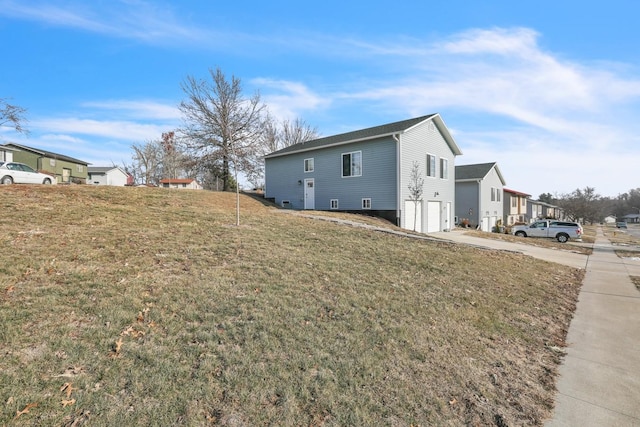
82, 100, 181, 121
252, 78, 331, 120
33, 118, 166, 142
0, 0, 208, 44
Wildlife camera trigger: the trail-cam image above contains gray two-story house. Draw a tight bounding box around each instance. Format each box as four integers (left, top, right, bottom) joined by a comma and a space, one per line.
455, 162, 506, 231
264, 114, 463, 233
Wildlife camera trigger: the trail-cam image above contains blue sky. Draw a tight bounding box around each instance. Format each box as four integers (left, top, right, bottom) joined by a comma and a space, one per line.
1, 0, 639, 197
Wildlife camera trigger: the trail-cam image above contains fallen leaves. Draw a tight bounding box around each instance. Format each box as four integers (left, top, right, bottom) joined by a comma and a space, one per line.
60, 382, 74, 398
110, 308, 156, 357
60, 382, 76, 407
62, 399, 76, 407
14, 402, 37, 419
111, 337, 124, 358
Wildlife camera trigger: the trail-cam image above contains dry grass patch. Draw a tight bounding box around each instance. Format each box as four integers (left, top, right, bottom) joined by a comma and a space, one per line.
0, 186, 583, 426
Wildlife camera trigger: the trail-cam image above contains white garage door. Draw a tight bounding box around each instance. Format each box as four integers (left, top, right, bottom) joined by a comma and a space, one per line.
427, 201, 441, 233
404, 200, 422, 233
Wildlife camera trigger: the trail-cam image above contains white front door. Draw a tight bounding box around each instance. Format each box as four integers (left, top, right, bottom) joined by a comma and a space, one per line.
304, 178, 315, 210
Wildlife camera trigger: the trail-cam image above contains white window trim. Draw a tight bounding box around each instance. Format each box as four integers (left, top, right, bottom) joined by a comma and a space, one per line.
362, 198, 371, 209
304, 158, 314, 173
341, 151, 362, 178
330, 199, 339, 209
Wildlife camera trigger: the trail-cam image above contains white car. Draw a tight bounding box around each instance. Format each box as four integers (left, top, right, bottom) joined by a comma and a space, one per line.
0, 162, 57, 185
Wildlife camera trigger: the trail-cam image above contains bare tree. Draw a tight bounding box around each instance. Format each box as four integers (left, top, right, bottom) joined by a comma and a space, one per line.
558, 186, 601, 224
179, 67, 266, 225
280, 117, 319, 148
159, 131, 185, 180
407, 160, 424, 231
0, 98, 29, 135
130, 141, 162, 185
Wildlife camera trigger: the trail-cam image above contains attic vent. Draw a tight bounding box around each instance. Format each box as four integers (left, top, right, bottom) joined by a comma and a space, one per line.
428, 122, 436, 132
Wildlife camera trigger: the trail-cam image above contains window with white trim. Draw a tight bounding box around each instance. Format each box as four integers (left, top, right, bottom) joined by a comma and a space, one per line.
304, 158, 314, 172
491, 187, 496, 201
362, 198, 371, 209
49, 159, 56, 167
497, 190, 501, 202
342, 151, 362, 177
426, 154, 436, 177
77, 165, 83, 172
440, 158, 448, 179
330, 199, 339, 209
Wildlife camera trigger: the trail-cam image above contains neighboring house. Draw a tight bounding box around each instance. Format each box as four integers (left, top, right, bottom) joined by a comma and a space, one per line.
603, 215, 616, 224
159, 178, 203, 190
87, 166, 133, 186
1, 142, 89, 184
503, 188, 531, 225
264, 114, 463, 233
528, 200, 561, 220
455, 162, 505, 231
534, 200, 564, 220
0, 145, 17, 162
622, 213, 640, 223
528, 199, 544, 220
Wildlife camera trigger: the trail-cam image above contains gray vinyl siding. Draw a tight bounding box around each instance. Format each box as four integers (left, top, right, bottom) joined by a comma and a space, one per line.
398, 120, 456, 230
265, 137, 397, 210
455, 181, 479, 225
479, 169, 504, 222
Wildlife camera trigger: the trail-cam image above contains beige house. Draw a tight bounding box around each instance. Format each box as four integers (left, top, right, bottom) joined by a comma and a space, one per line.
503, 188, 531, 225
159, 178, 203, 190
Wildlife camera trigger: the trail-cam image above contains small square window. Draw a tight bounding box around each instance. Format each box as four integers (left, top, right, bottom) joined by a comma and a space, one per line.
362, 198, 371, 209
77, 165, 84, 172
304, 158, 314, 172
330, 199, 339, 209
49, 159, 56, 167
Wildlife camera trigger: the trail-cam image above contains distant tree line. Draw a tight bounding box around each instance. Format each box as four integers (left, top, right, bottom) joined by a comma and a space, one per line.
539, 187, 640, 224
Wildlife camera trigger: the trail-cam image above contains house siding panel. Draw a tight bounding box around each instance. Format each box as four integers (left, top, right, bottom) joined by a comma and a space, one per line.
455, 181, 478, 225
265, 138, 397, 211
479, 170, 504, 230
399, 120, 456, 231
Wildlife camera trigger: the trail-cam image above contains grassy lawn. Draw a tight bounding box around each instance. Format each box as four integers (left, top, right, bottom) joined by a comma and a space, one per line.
1, 186, 583, 426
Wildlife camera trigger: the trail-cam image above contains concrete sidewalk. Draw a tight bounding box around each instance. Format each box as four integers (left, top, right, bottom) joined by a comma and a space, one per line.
546, 228, 640, 426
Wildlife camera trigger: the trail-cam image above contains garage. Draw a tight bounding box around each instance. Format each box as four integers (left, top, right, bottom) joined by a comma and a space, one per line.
427, 201, 441, 232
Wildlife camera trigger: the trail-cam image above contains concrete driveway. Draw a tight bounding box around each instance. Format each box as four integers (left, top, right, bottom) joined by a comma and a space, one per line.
430, 229, 589, 269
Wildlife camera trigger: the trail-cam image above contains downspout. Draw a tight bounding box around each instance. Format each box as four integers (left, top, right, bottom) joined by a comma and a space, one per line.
477, 179, 482, 229
393, 134, 401, 226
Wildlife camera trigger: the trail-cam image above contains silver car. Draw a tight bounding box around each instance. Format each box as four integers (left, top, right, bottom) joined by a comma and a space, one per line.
0, 162, 57, 185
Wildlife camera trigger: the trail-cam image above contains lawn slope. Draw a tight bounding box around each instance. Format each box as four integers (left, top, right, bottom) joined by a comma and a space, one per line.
0, 186, 583, 426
